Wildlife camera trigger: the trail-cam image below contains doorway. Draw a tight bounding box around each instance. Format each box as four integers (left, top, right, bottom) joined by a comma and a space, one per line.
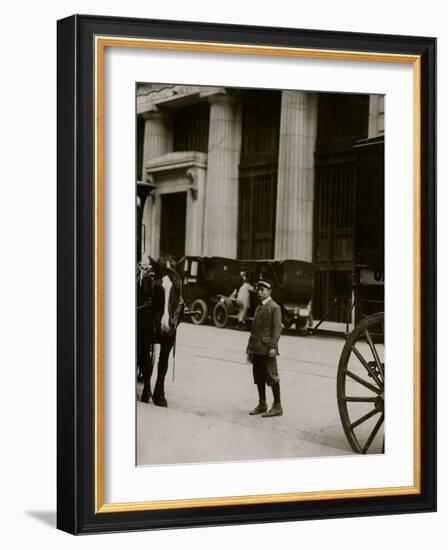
160, 192, 187, 260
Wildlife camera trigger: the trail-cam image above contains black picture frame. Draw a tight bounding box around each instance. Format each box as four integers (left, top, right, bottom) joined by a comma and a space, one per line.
57, 14, 436, 535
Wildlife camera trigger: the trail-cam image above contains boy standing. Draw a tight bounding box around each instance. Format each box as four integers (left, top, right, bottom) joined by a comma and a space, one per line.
246, 279, 283, 417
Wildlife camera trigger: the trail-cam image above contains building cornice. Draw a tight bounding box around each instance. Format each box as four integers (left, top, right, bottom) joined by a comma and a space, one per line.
145, 151, 207, 175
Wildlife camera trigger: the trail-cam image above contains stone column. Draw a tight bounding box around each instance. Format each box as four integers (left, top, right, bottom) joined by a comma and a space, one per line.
368, 94, 385, 138
203, 93, 242, 258
275, 90, 318, 261
185, 166, 207, 256
140, 176, 158, 260
140, 109, 172, 260
141, 109, 173, 173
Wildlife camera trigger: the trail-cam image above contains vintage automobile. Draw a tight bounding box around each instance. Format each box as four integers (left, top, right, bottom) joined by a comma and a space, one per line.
175, 256, 240, 325
212, 259, 315, 334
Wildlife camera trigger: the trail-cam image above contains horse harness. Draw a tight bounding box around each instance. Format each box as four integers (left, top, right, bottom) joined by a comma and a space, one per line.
137, 263, 184, 381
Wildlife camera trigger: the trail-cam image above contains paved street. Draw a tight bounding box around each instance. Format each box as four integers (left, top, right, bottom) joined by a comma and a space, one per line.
137, 323, 355, 465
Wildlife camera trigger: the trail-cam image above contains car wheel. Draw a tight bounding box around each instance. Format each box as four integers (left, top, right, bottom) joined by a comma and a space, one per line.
191, 299, 208, 325
212, 302, 229, 328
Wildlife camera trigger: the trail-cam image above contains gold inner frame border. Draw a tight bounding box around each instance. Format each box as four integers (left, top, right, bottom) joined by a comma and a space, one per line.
94, 35, 421, 513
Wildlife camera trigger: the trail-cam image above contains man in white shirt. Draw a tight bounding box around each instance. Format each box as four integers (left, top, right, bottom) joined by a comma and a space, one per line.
230, 271, 254, 327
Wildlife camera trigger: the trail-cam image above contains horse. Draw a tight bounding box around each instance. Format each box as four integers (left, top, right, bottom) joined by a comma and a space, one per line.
137, 257, 184, 407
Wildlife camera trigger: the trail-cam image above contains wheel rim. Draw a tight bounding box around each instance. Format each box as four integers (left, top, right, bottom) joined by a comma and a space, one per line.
213, 304, 228, 328
337, 312, 385, 454
191, 299, 207, 325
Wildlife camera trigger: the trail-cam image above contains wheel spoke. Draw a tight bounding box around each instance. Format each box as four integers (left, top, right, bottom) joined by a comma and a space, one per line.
344, 396, 377, 403
362, 413, 384, 454
352, 345, 383, 389
364, 328, 384, 381
349, 407, 379, 430
337, 313, 386, 455
346, 370, 382, 394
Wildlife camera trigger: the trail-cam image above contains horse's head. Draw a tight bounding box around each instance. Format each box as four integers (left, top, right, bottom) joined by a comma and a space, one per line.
138, 256, 183, 336
158, 267, 183, 336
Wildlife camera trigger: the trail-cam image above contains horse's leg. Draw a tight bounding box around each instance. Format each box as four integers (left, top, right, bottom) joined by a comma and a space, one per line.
141, 342, 154, 403
152, 338, 174, 407
136, 336, 145, 382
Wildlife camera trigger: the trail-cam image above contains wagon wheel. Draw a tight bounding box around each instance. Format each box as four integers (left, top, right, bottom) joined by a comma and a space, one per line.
191, 298, 208, 325
337, 312, 385, 454
212, 302, 229, 328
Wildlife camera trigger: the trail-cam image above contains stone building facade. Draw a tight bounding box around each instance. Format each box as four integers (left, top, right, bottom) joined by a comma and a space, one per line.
136, 84, 384, 322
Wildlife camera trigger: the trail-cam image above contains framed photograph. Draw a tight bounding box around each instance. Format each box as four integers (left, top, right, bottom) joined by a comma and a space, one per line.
57, 14, 436, 534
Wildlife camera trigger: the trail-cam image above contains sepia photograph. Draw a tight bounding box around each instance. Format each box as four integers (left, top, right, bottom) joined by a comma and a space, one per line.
135, 83, 385, 466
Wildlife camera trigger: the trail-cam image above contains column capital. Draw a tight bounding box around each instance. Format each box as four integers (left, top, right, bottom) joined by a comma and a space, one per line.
141, 107, 170, 121
205, 91, 238, 106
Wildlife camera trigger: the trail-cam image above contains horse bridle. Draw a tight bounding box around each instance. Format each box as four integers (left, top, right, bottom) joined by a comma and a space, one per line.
137, 264, 184, 328
163, 268, 184, 331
